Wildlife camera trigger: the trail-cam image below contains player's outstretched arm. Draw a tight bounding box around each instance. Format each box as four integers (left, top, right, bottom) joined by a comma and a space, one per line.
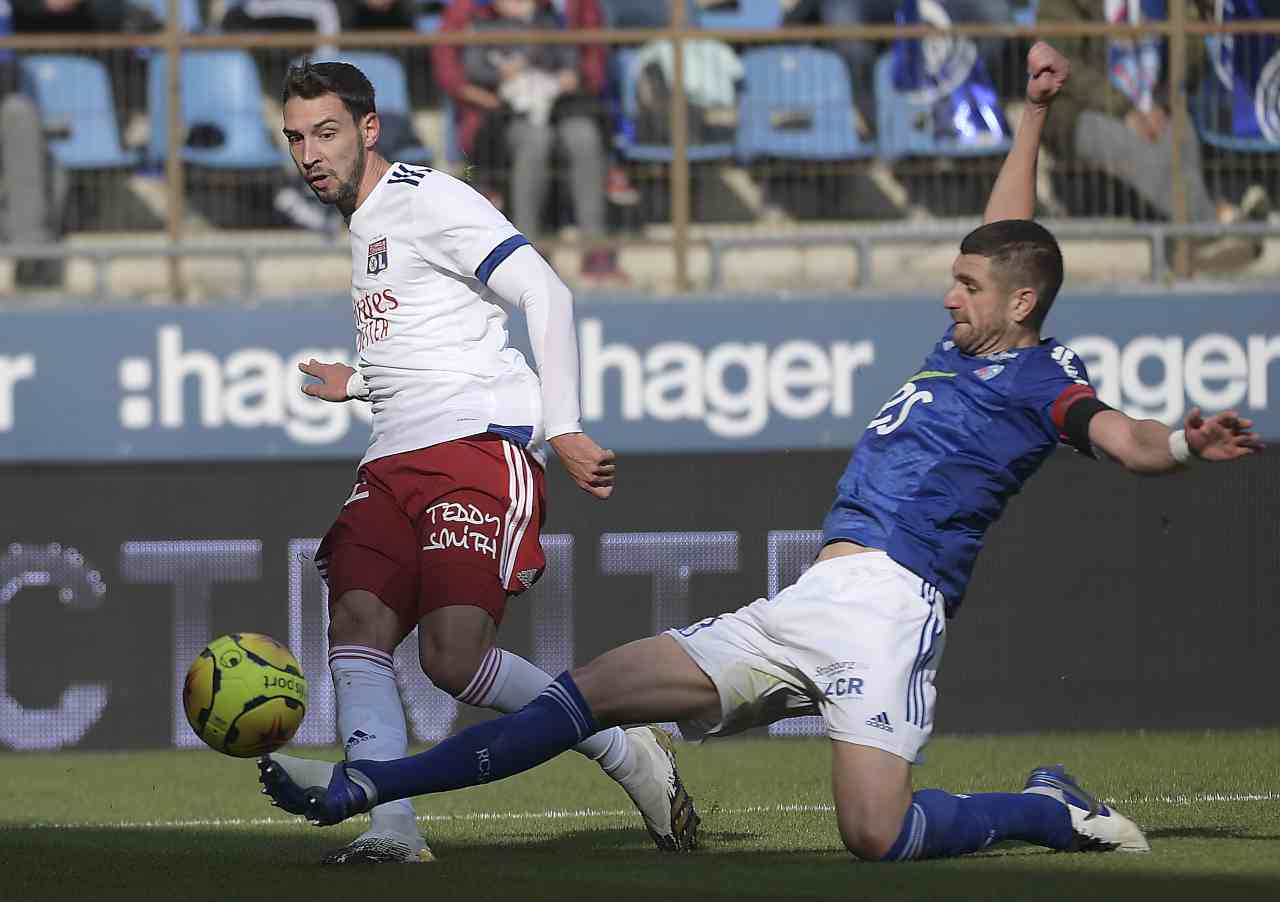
484, 243, 616, 499
298, 359, 362, 402
1088, 407, 1264, 475
983, 42, 1070, 224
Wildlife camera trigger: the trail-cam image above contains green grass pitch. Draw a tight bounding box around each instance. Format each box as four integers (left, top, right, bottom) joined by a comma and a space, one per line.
2, 731, 1277, 902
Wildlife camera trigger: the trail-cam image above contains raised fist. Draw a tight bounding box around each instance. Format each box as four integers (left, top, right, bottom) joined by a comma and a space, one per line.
1026, 41, 1070, 108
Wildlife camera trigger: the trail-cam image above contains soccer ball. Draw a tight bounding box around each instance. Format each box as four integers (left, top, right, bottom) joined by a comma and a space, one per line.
183, 633, 308, 757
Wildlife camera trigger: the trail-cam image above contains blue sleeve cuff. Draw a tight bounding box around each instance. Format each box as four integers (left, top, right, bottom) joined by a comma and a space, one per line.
476, 234, 531, 285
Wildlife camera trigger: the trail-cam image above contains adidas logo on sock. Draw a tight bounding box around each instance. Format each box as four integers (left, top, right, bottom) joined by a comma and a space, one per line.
345, 729, 376, 749
865, 712, 894, 733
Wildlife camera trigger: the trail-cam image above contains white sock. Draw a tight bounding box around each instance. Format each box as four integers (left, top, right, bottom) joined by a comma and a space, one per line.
457, 647, 636, 777
329, 645, 418, 836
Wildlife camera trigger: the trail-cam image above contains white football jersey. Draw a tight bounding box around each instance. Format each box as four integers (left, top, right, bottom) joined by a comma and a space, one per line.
347, 162, 544, 467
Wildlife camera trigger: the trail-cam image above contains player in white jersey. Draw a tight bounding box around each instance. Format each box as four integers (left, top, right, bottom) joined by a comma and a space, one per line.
272, 61, 698, 863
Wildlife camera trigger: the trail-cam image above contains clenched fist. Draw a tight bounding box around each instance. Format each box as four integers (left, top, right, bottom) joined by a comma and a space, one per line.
1026, 41, 1070, 108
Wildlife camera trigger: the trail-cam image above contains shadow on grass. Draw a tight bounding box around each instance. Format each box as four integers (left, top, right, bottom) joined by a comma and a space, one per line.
2, 825, 1277, 902
1147, 826, 1280, 841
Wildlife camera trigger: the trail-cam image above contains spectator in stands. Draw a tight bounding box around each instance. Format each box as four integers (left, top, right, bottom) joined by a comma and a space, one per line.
434, 0, 627, 284
1, 90, 65, 289
220, 0, 348, 232
337, 0, 416, 30
11, 0, 127, 31
1036, 0, 1268, 270
783, 0, 1017, 133
4, 3, 112, 288
222, 0, 339, 34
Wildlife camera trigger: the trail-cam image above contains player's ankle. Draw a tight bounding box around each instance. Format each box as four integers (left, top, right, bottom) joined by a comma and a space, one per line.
592, 726, 636, 779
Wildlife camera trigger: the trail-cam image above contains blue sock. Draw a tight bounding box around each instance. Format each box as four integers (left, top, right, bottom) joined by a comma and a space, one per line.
349, 672, 597, 805
883, 789, 1074, 860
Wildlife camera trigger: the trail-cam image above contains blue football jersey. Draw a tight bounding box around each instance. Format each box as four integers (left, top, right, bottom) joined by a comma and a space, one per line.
822, 328, 1098, 614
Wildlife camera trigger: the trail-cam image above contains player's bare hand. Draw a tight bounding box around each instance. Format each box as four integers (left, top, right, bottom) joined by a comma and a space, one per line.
549, 432, 616, 499
1184, 407, 1265, 462
298, 359, 356, 402
1026, 42, 1069, 108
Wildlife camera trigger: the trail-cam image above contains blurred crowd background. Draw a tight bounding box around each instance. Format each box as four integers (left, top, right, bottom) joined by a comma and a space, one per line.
0, 0, 1277, 298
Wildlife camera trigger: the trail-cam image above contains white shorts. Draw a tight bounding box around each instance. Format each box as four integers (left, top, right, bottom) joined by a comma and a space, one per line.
667, 552, 946, 764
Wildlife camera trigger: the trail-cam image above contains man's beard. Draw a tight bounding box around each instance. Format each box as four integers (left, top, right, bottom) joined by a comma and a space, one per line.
330, 141, 366, 212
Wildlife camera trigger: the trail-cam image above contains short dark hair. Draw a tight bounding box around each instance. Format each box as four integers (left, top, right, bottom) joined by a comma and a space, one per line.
959, 220, 1064, 328
281, 61, 376, 126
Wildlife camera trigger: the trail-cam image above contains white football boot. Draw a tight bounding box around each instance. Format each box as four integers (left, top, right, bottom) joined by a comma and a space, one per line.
319, 827, 435, 865
1023, 765, 1151, 853
618, 726, 700, 852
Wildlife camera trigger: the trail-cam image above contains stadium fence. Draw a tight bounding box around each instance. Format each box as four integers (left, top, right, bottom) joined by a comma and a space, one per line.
1, 8, 1279, 298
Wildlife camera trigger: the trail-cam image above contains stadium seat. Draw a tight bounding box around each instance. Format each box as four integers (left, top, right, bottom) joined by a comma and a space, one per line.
145, 0, 203, 31
873, 53, 1011, 162
615, 47, 735, 162
696, 0, 782, 30
415, 0, 444, 31
316, 52, 433, 164
147, 50, 286, 169
19, 55, 140, 170
735, 46, 873, 161
600, 0, 696, 27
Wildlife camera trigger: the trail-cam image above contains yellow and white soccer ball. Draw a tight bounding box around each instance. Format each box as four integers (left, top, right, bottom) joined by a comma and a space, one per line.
182, 633, 308, 757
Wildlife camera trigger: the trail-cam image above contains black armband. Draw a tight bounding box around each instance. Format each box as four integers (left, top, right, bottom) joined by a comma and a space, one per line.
1062, 396, 1113, 457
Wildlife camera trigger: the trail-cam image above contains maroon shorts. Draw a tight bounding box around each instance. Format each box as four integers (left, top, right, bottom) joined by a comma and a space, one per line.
315, 434, 546, 637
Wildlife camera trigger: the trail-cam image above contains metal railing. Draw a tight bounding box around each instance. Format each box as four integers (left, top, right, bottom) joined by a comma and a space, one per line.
0, 9, 1277, 299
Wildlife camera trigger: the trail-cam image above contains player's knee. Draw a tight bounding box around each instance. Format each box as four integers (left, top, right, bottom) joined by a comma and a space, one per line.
835, 810, 901, 861
327, 590, 398, 652
834, 818, 896, 859
419, 643, 489, 699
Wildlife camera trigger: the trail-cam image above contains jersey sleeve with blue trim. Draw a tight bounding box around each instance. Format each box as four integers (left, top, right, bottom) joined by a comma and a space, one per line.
409, 167, 528, 284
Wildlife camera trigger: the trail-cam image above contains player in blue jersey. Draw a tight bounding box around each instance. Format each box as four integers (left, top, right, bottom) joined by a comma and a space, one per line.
259, 42, 1263, 860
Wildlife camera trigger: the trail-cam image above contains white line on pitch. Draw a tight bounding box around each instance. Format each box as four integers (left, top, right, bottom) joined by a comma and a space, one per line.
5, 792, 1276, 831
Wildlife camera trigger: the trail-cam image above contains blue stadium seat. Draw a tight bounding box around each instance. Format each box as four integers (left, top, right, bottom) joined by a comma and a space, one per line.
696, 0, 782, 30
145, 0, 203, 31
1012, 0, 1038, 26
20, 55, 140, 170
873, 53, 1011, 162
735, 46, 873, 161
600, 0, 696, 27
414, 0, 445, 30
316, 52, 433, 163
147, 50, 285, 169
615, 47, 735, 162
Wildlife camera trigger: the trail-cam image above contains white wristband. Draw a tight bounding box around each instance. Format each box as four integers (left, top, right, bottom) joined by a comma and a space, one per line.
345, 370, 370, 401
1168, 428, 1195, 465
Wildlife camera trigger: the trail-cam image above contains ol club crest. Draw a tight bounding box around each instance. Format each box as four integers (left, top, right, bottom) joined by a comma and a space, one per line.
367, 237, 389, 276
